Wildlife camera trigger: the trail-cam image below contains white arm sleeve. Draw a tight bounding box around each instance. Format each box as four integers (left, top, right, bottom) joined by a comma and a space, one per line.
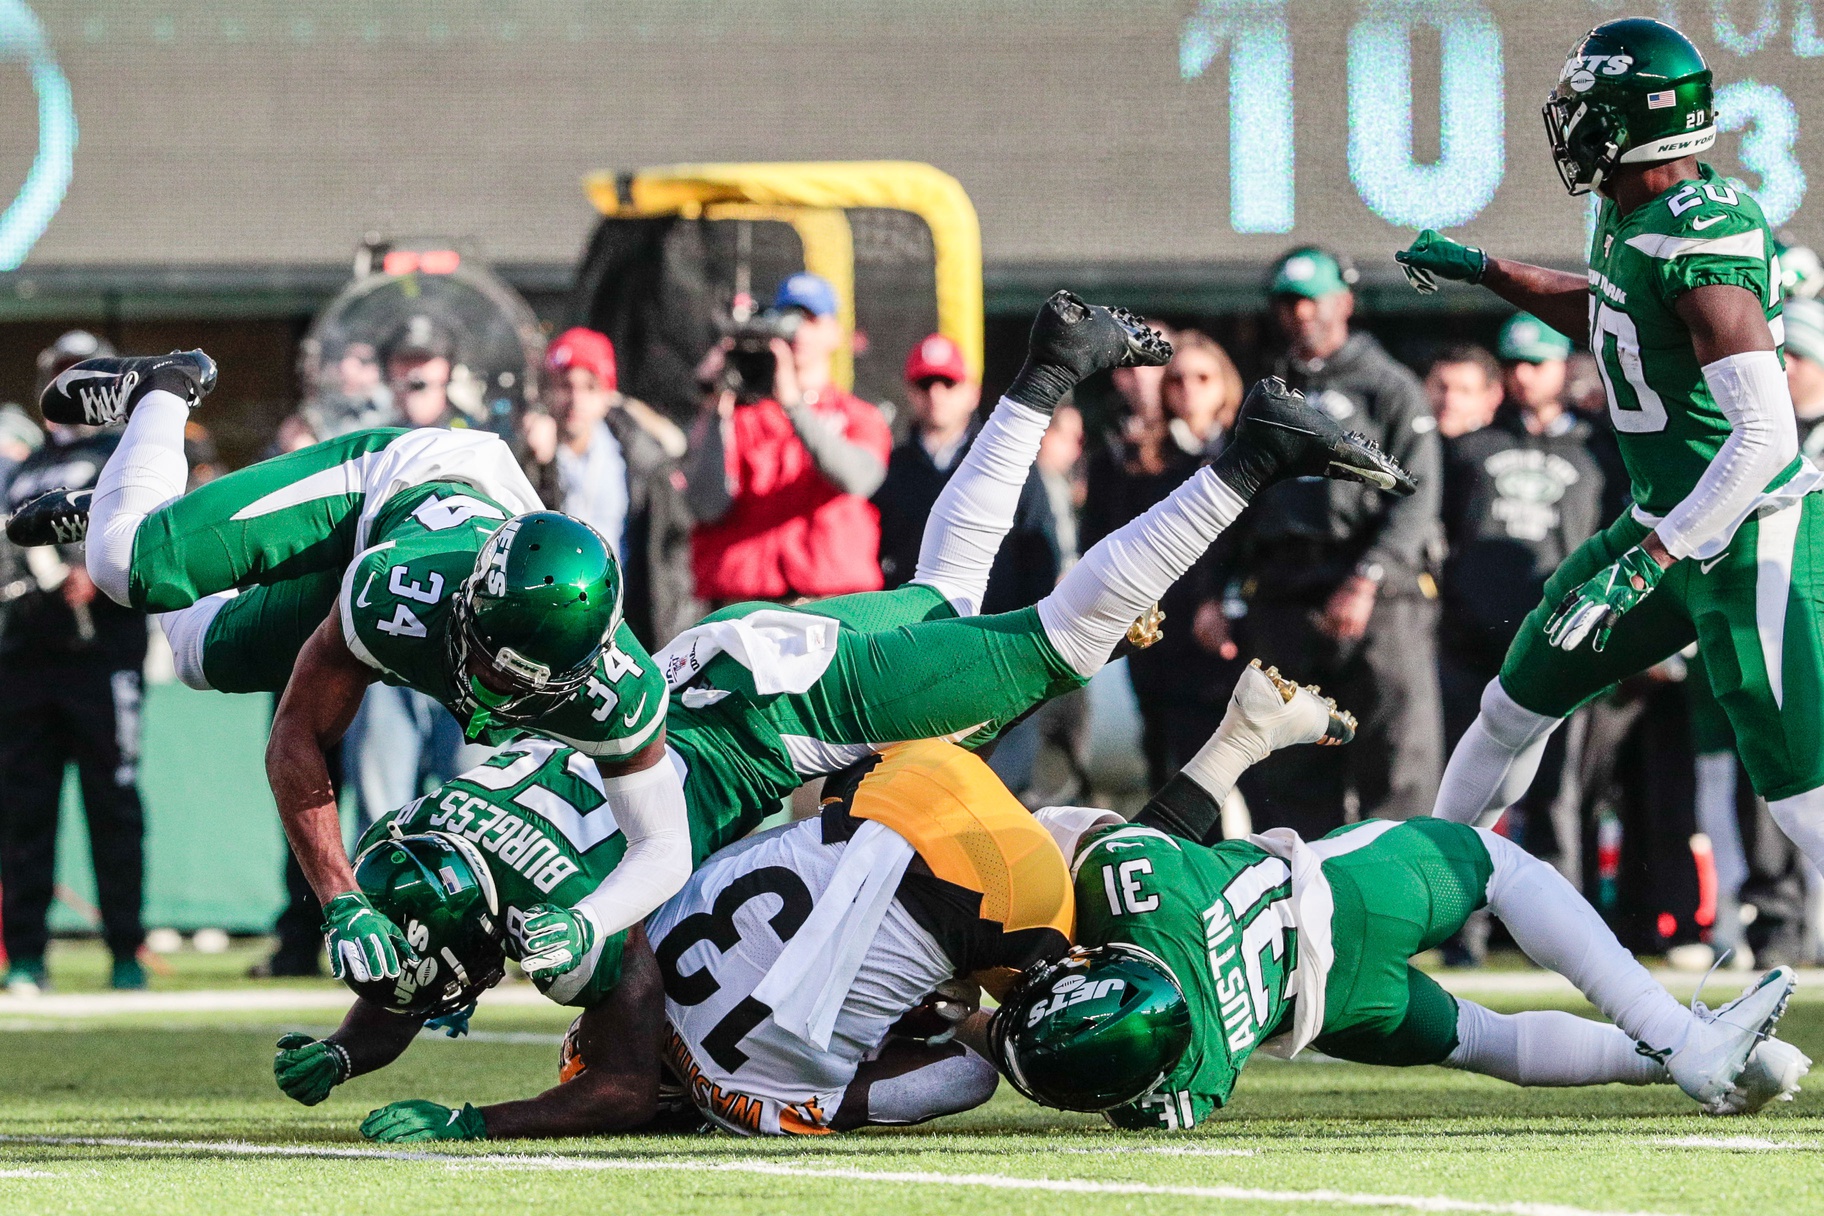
1656, 349, 1799, 559
574, 760, 693, 937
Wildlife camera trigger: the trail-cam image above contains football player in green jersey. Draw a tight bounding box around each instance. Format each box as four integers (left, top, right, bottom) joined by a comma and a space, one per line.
1395, 18, 1824, 867
984, 666, 1807, 1128
6, 350, 686, 994
12, 296, 1414, 1013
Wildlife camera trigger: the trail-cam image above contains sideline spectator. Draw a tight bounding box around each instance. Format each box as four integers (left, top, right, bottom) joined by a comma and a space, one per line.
1427, 343, 1503, 439
380, 316, 458, 429
523, 327, 695, 647
1434, 324, 1602, 879
1215, 247, 1443, 838
684, 273, 891, 606
1785, 296, 1824, 458
875, 333, 1057, 614
1082, 331, 1245, 788
0, 331, 148, 993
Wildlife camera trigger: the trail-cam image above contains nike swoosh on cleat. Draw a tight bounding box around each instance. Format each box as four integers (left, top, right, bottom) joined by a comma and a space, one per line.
1328, 459, 1397, 490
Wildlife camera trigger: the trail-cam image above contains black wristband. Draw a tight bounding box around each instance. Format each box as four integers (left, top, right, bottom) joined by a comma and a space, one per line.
1132, 772, 1225, 846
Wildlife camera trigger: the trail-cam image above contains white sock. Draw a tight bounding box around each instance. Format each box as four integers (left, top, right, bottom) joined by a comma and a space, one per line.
1433, 680, 1562, 826
156, 591, 235, 691
87, 390, 190, 606
1180, 667, 1287, 804
1478, 826, 1694, 1056
1036, 466, 1246, 678
1769, 785, 1824, 875
1446, 998, 1667, 1087
911, 398, 1050, 617
1694, 751, 1748, 951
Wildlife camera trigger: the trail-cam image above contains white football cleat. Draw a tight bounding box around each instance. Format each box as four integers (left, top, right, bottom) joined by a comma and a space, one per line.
1665, 966, 1797, 1113
1709, 1037, 1811, 1116
1217, 659, 1357, 759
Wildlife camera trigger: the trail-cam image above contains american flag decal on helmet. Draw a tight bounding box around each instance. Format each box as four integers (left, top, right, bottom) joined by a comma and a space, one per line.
1646, 90, 1675, 109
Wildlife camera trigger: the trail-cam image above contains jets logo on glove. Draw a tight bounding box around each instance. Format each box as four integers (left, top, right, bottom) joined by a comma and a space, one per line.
322, 891, 417, 984
1544, 545, 1666, 653
514, 903, 597, 979
1395, 230, 1488, 294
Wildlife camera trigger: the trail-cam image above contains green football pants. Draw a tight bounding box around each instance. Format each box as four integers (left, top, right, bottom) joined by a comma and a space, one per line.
1312, 818, 1494, 1067
1500, 497, 1824, 801
131, 429, 406, 612
684, 583, 1087, 779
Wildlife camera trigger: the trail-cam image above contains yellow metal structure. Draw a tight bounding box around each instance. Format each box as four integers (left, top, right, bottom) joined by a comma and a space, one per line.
583, 161, 984, 387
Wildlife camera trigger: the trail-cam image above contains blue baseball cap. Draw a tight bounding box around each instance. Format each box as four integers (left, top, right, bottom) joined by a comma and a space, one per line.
774, 272, 839, 318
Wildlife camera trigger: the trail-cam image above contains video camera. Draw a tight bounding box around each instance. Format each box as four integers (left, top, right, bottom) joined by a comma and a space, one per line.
719, 307, 804, 404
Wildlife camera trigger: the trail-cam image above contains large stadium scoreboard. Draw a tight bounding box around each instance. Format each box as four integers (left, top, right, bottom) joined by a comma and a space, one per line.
5, 1, 1824, 269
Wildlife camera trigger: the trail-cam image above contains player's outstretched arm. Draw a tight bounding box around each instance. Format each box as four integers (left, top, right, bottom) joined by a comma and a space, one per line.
273, 998, 425, 1106
1396, 231, 1588, 340
266, 611, 414, 985
361, 927, 669, 1142
512, 737, 691, 984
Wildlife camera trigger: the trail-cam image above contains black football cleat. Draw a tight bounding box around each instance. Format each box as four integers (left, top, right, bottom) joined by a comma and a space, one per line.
40, 350, 218, 427
1214, 377, 1418, 499
1005, 290, 1173, 412
5, 487, 92, 547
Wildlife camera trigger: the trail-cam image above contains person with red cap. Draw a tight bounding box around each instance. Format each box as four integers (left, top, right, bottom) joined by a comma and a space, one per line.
524, 327, 693, 646
874, 333, 1059, 619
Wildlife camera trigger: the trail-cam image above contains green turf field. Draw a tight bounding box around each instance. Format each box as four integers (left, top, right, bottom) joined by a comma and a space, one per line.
0, 943, 1819, 1216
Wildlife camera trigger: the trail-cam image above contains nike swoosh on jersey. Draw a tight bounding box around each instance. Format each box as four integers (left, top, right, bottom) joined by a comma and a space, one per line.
622, 692, 648, 728
1700, 553, 1728, 573
1691, 213, 1728, 230
356, 571, 377, 607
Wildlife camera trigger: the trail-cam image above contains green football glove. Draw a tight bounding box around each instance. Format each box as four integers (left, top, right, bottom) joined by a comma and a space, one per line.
516, 903, 595, 979
1395, 230, 1487, 293
1544, 546, 1666, 653
322, 891, 415, 984
360, 1100, 487, 1143
273, 1032, 351, 1106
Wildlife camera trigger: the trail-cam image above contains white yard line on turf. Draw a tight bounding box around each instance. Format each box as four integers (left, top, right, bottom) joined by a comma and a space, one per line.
1655, 1136, 1819, 1151
0, 1136, 1682, 1216
0, 985, 550, 1018
1433, 967, 1824, 998
0, 1170, 52, 1178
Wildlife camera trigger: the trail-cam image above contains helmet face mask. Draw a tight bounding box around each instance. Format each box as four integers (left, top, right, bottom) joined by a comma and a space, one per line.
446, 513, 624, 727
351, 831, 507, 1017
1542, 18, 1715, 197
988, 943, 1192, 1112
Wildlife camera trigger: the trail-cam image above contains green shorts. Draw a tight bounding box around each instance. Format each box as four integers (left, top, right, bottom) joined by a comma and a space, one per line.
1311, 819, 1493, 1068
1500, 498, 1824, 801
668, 583, 1087, 808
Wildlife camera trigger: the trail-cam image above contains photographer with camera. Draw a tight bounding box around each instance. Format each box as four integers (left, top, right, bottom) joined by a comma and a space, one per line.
683, 273, 891, 607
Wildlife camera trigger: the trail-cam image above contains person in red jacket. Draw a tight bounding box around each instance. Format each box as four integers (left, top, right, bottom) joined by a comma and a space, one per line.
684, 274, 891, 606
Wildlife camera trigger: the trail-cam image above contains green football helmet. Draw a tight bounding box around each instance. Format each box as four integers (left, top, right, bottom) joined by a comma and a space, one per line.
988, 943, 1192, 1112
1543, 18, 1714, 196
447, 512, 623, 727
350, 831, 506, 1017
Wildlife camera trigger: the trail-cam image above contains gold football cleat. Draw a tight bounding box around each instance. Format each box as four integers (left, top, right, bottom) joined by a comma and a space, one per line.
1126, 602, 1166, 649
